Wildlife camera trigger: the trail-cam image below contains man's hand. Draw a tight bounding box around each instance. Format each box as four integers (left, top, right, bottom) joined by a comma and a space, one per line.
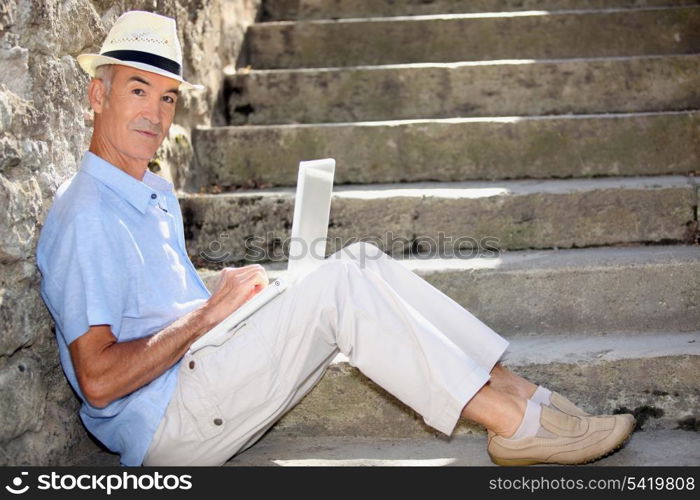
202, 264, 269, 328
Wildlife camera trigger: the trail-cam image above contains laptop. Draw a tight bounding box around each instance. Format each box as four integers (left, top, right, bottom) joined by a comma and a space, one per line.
189, 158, 336, 353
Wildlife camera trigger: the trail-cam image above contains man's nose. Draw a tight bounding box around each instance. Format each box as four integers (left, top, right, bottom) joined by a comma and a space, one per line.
140, 97, 162, 127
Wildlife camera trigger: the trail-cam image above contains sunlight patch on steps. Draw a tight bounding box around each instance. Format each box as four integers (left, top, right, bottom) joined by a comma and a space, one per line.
272, 457, 457, 466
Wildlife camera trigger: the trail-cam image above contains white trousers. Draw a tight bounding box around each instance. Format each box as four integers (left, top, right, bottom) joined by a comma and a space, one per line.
143, 242, 509, 466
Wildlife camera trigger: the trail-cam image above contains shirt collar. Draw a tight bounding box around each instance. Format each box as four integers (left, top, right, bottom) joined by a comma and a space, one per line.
80, 151, 174, 214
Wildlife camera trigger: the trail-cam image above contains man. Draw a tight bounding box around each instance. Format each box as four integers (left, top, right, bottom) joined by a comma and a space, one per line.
37, 10, 635, 467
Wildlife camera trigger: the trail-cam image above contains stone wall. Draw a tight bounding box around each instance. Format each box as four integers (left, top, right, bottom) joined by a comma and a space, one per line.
0, 0, 260, 465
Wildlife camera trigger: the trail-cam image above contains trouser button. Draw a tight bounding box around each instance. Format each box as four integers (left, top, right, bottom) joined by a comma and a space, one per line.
213, 418, 223, 426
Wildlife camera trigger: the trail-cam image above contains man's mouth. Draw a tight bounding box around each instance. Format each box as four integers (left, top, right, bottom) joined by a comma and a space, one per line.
136, 130, 158, 138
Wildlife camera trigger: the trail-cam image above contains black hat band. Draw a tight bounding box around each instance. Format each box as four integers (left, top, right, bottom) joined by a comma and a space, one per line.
101, 50, 181, 77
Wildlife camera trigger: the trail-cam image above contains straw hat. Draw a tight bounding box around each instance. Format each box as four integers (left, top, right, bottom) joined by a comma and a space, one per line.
77, 10, 204, 91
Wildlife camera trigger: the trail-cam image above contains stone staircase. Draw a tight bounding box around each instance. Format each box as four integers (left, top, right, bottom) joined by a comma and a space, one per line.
144, 0, 700, 466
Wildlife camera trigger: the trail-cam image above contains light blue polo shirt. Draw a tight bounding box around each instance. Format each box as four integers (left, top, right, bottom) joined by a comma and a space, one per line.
36, 151, 211, 466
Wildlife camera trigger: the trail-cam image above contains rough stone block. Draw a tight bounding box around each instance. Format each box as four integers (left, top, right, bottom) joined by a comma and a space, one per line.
263, 0, 700, 20
193, 111, 700, 189
0, 354, 44, 443
250, 7, 700, 68
227, 54, 700, 124
181, 176, 696, 264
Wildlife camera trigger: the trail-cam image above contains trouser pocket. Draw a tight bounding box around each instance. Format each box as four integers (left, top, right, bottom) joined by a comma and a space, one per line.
189, 320, 250, 355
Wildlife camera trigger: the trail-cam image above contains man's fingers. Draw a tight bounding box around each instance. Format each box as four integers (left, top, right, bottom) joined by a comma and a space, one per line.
222, 264, 255, 274
239, 277, 265, 302
221, 264, 266, 280
220, 265, 268, 291
230, 264, 265, 274
240, 266, 268, 284
247, 271, 269, 290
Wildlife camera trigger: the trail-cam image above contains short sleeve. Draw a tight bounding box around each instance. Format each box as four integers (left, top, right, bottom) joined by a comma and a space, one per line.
43, 213, 127, 345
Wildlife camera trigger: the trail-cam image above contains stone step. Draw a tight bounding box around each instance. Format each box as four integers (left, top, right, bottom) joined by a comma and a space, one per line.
263, 0, 700, 21
226, 432, 700, 466
181, 175, 697, 264
191, 110, 699, 190
227, 54, 700, 125
72, 429, 700, 466
268, 332, 700, 439
248, 7, 700, 69
198, 245, 700, 336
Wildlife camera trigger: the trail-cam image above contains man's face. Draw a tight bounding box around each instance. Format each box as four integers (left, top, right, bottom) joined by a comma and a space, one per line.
90, 65, 180, 162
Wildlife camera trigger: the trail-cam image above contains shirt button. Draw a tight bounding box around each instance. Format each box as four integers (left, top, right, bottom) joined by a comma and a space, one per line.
189, 360, 195, 369
213, 418, 223, 426
151, 193, 157, 199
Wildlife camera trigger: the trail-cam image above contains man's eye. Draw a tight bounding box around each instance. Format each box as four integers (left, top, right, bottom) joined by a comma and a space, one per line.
163, 96, 175, 104
132, 88, 145, 96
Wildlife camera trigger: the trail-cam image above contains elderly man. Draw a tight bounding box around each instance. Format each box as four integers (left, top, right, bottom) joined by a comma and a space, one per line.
37, 10, 635, 467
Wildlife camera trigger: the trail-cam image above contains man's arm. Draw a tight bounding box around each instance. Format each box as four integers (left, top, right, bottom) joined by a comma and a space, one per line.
70, 309, 210, 408
70, 264, 268, 408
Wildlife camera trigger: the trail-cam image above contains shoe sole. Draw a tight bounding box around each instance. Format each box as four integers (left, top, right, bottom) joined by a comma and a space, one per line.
488, 420, 635, 466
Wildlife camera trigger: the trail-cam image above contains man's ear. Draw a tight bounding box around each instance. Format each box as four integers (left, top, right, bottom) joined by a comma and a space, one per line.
88, 78, 105, 114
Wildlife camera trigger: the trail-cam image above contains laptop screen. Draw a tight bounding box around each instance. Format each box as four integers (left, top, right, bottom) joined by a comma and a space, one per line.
288, 158, 336, 279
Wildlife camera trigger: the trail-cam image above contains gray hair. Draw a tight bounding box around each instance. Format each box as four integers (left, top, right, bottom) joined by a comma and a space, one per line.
94, 64, 116, 97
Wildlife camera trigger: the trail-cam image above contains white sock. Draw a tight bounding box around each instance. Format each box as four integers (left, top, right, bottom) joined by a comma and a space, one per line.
506, 399, 542, 441
529, 385, 552, 406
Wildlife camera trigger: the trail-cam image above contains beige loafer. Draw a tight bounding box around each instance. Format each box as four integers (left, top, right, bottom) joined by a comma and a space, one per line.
549, 391, 590, 417
487, 406, 635, 466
